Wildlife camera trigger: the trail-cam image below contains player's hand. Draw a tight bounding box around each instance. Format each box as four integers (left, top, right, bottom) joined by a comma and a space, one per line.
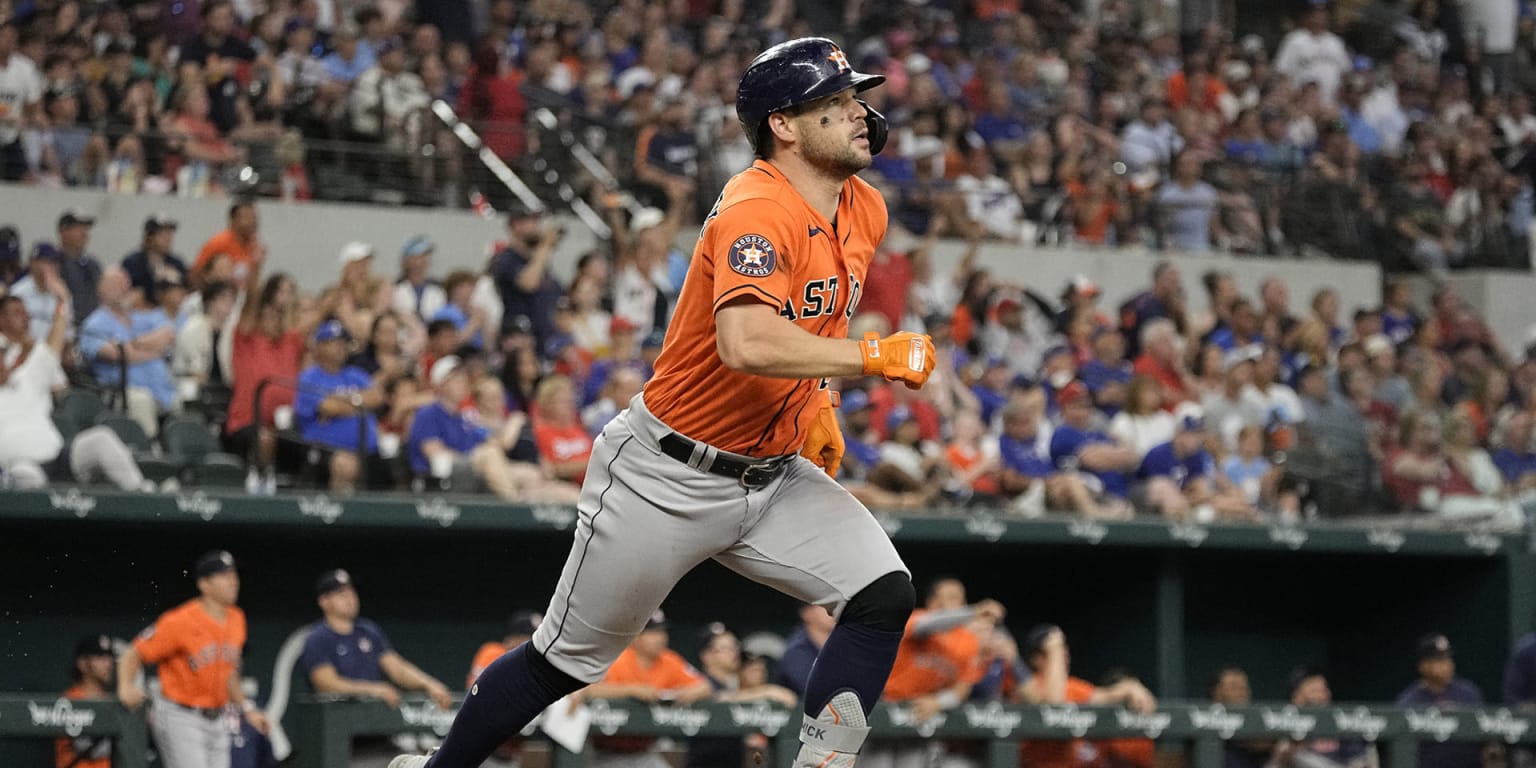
118, 684, 146, 711
799, 399, 845, 478
860, 331, 936, 390
425, 680, 454, 710
973, 599, 1006, 625
371, 683, 402, 708
244, 708, 271, 735
909, 695, 943, 722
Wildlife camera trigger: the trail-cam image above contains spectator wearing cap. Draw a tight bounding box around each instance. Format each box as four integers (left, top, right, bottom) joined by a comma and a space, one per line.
0, 18, 45, 182
585, 610, 712, 766
870, 406, 943, 504
1396, 634, 1483, 768
981, 290, 1057, 380
301, 568, 453, 712
612, 204, 684, 345
392, 235, 446, 324
53, 208, 103, 322
687, 623, 798, 768
80, 267, 179, 436
122, 214, 188, 310
997, 386, 1075, 515
583, 315, 652, 405
490, 205, 563, 350
1201, 347, 1269, 452
1282, 668, 1374, 767
194, 201, 263, 275
57, 634, 116, 768
1015, 624, 1157, 768
117, 550, 269, 768
9, 243, 73, 343
1208, 666, 1276, 768
1049, 380, 1138, 518
1134, 406, 1254, 520
430, 269, 489, 351
172, 279, 238, 403
408, 355, 578, 502
328, 241, 393, 342
348, 36, 428, 148
296, 320, 384, 492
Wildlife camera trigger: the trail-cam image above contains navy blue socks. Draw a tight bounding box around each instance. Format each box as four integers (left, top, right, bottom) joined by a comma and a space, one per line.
428, 644, 584, 767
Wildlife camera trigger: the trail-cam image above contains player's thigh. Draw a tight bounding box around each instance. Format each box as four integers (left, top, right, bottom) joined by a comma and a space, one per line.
716, 458, 908, 613
533, 423, 749, 681
148, 704, 201, 768
203, 719, 231, 768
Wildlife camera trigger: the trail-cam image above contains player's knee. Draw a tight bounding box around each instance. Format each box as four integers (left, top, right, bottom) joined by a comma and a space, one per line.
840, 571, 914, 632
526, 645, 587, 696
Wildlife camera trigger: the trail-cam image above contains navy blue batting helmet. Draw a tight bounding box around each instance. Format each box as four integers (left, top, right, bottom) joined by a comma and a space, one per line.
736, 37, 888, 156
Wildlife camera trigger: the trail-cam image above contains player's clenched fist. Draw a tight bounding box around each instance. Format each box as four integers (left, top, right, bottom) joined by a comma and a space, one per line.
800, 398, 845, 478
861, 331, 936, 389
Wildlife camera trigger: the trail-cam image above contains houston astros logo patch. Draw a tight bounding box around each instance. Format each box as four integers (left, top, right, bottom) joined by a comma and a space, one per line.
728, 234, 776, 277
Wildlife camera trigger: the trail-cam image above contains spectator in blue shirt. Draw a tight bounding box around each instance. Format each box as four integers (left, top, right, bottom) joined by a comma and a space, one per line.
1396, 634, 1483, 768
1207, 298, 1263, 352
1134, 406, 1256, 521
80, 267, 178, 438
301, 568, 454, 718
1048, 380, 1137, 518
322, 26, 375, 85
295, 320, 383, 493
1493, 411, 1536, 496
998, 387, 1099, 516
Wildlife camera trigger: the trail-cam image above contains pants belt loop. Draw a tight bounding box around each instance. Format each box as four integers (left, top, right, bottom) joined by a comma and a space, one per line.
687, 440, 712, 471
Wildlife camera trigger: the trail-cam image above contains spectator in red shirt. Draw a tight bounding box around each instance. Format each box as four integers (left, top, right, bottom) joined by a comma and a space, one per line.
457, 39, 526, 161
859, 238, 914, 332
531, 374, 593, 485
1133, 318, 1196, 409
1383, 408, 1476, 512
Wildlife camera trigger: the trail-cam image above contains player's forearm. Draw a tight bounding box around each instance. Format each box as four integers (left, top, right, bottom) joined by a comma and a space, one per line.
716, 306, 863, 379
116, 649, 142, 693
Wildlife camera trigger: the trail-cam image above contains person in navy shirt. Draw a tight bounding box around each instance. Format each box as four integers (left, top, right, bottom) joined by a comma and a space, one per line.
778, 603, 837, 697
1396, 634, 1483, 768
1206, 298, 1262, 352
1135, 406, 1256, 520
998, 386, 1105, 516
489, 205, 563, 350
1048, 380, 1137, 518
301, 569, 454, 763
296, 321, 383, 493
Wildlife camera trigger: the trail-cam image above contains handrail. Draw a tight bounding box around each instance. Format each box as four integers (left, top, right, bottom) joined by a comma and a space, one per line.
428, 101, 546, 214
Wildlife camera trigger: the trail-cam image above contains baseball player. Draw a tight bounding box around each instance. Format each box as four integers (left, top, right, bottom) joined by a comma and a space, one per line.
392, 37, 935, 768
56, 634, 116, 768
117, 550, 270, 768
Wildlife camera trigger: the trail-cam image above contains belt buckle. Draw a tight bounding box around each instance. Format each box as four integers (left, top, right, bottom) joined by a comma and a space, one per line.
738, 459, 781, 489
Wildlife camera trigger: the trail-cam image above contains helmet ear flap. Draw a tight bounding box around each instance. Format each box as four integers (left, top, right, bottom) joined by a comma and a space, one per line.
857, 98, 888, 155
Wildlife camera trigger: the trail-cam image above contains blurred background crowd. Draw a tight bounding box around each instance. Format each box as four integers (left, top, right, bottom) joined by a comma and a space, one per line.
0, 0, 1534, 527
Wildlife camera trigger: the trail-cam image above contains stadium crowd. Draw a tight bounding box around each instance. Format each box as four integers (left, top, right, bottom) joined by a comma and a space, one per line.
1, 1, 1536, 520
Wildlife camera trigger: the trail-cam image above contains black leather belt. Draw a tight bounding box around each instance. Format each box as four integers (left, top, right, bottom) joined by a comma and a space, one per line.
166, 700, 223, 720
658, 433, 792, 489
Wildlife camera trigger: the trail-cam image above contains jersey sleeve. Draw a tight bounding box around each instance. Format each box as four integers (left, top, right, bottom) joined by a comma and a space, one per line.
299, 625, 332, 673
132, 611, 184, 665
705, 198, 800, 314
661, 654, 706, 690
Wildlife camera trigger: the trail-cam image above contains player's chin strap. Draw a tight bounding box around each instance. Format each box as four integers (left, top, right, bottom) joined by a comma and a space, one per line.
795, 690, 870, 767
857, 99, 888, 155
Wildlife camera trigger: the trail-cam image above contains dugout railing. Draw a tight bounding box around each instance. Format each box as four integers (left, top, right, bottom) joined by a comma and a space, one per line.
6, 693, 1535, 768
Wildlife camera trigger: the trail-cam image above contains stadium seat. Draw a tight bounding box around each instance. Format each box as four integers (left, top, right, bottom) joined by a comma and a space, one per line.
161, 415, 218, 465
58, 388, 106, 436
196, 453, 248, 488
95, 412, 152, 453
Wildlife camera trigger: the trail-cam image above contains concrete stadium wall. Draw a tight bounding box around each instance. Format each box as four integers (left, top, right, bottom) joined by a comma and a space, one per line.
0, 184, 1405, 346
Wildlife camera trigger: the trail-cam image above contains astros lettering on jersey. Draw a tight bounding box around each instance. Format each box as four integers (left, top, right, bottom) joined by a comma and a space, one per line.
132, 599, 246, 708
644, 159, 886, 456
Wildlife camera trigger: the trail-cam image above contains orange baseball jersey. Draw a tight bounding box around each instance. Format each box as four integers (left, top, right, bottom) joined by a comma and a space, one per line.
1015, 677, 1155, 768
644, 159, 888, 456
132, 599, 246, 708
602, 647, 706, 690
54, 685, 110, 768
882, 609, 986, 701
468, 641, 508, 689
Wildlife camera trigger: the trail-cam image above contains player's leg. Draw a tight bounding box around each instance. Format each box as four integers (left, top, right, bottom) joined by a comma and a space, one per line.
715, 459, 915, 768
407, 407, 745, 768
146, 699, 200, 768
203, 715, 232, 768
